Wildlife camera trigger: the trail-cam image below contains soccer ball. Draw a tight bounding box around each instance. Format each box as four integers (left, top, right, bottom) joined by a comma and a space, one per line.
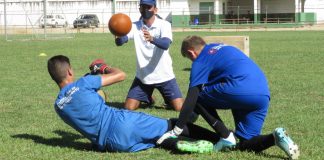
108, 13, 132, 37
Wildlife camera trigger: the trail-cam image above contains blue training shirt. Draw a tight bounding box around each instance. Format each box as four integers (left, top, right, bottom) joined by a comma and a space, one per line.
189, 43, 270, 96
55, 75, 111, 150
54, 75, 168, 152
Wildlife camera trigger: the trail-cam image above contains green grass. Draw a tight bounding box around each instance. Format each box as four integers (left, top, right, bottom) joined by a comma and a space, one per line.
0, 31, 323, 159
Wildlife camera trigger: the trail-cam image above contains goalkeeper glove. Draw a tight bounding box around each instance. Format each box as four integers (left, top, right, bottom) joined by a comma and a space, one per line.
89, 59, 109, 75
156, 126, 183, 145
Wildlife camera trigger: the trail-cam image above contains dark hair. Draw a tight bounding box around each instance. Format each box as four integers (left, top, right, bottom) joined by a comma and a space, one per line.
47, 55, 70, 84
181, 35, 206, 57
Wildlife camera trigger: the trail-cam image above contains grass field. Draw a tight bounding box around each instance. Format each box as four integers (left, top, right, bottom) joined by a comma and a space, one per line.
0, 31, 323, 159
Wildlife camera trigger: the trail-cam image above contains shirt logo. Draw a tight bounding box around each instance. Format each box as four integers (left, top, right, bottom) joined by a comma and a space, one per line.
208, 48, 217, 54
56, 87, 79, 109
208, 44, 227, 55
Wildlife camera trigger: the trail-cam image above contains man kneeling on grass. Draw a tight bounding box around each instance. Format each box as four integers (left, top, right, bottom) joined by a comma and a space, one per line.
47, 55, 223, 153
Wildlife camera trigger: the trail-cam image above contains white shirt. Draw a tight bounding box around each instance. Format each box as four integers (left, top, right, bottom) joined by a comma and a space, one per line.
127, 17, 175, 84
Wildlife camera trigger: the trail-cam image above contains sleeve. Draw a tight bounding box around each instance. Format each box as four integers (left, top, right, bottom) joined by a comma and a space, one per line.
115, 36, 128, 46
189, 61, 211, 88
127, 22, 136, 40
151, 37, 171, 50
160, 20, 172, 42
82, 75, 102, 90
175, 86, 200, 129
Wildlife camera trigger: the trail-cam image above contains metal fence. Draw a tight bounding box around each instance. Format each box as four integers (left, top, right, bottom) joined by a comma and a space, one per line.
1, 5, 324, 41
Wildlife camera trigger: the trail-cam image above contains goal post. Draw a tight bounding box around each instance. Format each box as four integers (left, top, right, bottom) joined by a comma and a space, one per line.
204, 36, 250, 56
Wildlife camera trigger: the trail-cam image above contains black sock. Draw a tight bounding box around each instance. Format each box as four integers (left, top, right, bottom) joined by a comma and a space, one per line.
183, 123, 220, 143
195, 104, 230, 138
168, 118, 220, 143
236, 134, 275, 153
159, 138, 179, 151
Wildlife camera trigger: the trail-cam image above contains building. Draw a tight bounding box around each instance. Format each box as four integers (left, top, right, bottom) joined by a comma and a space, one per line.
0, 0, 323, 28
0, 0, 171, 27
171, 0, 324, 26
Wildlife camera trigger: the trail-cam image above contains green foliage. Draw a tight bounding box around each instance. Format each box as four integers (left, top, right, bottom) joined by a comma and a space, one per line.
0, 31, 323, 159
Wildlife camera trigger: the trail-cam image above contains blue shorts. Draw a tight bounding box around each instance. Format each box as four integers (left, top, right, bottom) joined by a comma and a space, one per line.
127, 77, 183, 103
198, 90, 270, 140
105, 109, 168, 152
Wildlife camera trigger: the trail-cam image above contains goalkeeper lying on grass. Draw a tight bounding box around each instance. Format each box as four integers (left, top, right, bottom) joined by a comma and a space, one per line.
47, 55, 221, 153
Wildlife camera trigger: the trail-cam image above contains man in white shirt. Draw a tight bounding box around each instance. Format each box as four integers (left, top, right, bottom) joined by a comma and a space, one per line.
115, 0, 183, 111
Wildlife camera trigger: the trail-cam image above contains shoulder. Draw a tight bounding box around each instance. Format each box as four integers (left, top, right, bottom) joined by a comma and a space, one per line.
155, 18, 170, 26
134, 20, 141, 25
77, 75, 101, 85
133, 21, 142, 29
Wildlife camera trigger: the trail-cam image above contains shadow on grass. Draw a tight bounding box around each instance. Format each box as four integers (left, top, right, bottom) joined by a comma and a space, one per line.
11, 130, 98, 152
106, 101, 124, 109
182, 68, 191, 71
255, 152, 288, 160
106, 101, 175, 111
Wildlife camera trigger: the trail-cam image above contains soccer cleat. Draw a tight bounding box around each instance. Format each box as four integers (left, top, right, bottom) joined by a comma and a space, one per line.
273, 128, 300, 159
214, 132, 236, 151
176, 140, 213, 153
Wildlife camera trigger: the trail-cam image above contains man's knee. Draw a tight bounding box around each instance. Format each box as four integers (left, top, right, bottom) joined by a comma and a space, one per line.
170, 98, 184, 111
124, 98, 140, 110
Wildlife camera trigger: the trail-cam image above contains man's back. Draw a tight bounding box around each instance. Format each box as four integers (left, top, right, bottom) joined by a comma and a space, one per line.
54, 75, 168, 152
190, 43, 270, 96
54, 75, 113, 150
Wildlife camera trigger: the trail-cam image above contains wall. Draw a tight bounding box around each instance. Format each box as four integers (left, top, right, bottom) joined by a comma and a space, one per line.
261, 0, 294, 13
0, 0, 323, 27
304, 0, 324, 23
0, 0, 171, 27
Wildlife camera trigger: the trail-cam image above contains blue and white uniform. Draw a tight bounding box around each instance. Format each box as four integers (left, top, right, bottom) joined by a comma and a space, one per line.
190, 43, 270, 140
121, 17, 182, 103
127, 18, 174, 84
54, 75, 168, 152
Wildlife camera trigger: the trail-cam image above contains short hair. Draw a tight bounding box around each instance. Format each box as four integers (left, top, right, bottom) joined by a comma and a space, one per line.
47, 55, 70, 84
181, 35, 206, 57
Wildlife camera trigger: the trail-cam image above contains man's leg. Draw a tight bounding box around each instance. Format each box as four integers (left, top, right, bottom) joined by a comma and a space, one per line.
196, 104, 223, 122
194, 104, 236, 151
125, 98, 141, 110
237, 128, 299, 159
156, 78, 183, 111
194, 104, 231, 139
236, 134, 275, 152
159, 138, 214, 153
125, 77, 154, 110
169, 98, 183, 111
169, 118, 220, 143
158, 119, 215, 153
272, 128, 300, 159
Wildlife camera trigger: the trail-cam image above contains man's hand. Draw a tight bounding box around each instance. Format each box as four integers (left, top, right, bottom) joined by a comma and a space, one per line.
89, 59, 109, 75
156, 126, 183, 145
115, 36, 128, 46
142, 28, 153, 42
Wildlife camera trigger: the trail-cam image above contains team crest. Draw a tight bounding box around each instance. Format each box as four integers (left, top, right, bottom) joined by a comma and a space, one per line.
208, 48, 217, 54
208, 44, 227, 55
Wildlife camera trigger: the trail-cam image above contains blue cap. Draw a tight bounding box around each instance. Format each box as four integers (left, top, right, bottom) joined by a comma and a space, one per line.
140, 0, 156, 6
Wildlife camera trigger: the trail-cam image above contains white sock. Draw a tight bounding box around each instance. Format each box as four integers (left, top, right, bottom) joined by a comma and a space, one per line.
223, 132, 236, 144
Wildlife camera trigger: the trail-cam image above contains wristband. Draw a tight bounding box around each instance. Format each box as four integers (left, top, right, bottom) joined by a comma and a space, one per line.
173, 126, 183, 136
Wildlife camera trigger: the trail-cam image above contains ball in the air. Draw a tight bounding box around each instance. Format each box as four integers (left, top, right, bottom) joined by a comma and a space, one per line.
108, 13, 132, 37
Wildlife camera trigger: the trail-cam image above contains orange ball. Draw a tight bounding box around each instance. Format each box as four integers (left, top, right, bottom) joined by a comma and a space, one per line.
108, 13, 132, 37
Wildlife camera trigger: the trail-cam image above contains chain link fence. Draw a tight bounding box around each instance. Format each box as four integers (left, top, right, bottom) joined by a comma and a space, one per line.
0, 2, 324, 41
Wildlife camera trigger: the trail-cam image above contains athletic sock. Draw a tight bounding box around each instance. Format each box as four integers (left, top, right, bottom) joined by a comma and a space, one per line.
168, 118, 220, 143
236, 134, 275, 153
195, 104, 230, 138
159, 137, 179, 151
